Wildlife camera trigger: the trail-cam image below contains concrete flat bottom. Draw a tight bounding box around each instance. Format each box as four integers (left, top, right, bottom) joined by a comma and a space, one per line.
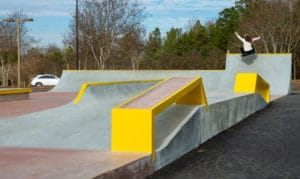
0, 93, 29, 102
0, 147, 152, 179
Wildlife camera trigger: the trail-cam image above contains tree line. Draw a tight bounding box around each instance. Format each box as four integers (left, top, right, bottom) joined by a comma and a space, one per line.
1, 0, 300, 87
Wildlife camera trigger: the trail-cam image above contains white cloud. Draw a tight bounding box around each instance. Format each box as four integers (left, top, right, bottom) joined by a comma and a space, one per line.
0, 0, 236, 17
142, 0, 235, 36
142, 0, 236, 12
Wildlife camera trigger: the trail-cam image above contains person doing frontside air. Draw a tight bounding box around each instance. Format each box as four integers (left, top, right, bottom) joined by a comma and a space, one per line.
234, 32, 261, 56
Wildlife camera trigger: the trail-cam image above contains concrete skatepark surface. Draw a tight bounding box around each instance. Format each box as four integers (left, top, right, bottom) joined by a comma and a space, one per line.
53, 54, 291, 96
0, 92, 76, 118
0, 54, 294, 178
0, 82, 157, 149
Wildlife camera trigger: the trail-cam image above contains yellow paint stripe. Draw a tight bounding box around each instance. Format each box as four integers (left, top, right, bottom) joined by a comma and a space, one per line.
0, 88, 32, 95
227, 53, 292, 56
63, 69, 225, 72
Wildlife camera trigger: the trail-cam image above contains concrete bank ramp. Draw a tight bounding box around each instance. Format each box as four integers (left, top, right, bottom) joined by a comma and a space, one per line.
53, 70, 231, 94
53, 54, 291, 96
0, 82, 157, 150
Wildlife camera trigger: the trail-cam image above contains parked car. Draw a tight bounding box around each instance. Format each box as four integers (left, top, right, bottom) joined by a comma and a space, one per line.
31, 74, 60, 86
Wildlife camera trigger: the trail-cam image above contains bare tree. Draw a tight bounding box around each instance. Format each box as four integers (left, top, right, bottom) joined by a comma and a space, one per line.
73, 0, 146, 70
62, 46, 74, 70
0, 13, 17, 86
235, 0, 300, 79
238, 0, 300, 53
117, 29, 145, 70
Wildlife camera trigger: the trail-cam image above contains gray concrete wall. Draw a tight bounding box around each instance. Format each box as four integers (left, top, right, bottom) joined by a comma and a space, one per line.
154, 93, 268, 170
201, 93, 267, 143
155, 105, 202, 170
226, 54, 292, 95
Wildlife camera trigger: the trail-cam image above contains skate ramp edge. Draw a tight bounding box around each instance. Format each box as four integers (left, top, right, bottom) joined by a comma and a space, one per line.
111, 77, 208, 160
73, 79, 163, 104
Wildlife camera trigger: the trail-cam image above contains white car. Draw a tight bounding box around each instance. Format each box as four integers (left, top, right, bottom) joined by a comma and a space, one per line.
31, 74, 60, 86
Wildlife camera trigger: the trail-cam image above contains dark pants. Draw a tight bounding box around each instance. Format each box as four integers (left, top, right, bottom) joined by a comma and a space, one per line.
240, 47, 255, 56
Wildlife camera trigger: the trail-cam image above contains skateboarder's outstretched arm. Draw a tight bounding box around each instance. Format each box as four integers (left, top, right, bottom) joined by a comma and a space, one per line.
252, 36, 261, 41
234, 32, 261, 56
234, 32, 245, 42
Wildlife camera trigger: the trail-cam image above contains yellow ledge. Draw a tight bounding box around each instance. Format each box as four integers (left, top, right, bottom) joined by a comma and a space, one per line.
0, 88, 32, 95
111, 77, 208, 160
73, 79, 163, 104
234, 73, 270, 103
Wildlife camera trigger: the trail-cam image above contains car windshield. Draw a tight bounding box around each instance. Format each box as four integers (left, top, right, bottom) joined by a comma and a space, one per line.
39, 75, 56, 79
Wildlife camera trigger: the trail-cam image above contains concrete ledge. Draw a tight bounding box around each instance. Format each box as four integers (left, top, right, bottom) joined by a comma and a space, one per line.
0, 88, 32, 102
111, 77, 207, 159
234, 73, 270, 103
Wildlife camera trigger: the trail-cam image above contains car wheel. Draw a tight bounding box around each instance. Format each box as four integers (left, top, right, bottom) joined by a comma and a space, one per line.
35, 82, 43, 86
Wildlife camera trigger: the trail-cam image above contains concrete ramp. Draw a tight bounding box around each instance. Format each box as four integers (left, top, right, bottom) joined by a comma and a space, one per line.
226, 54, 292, 95
0, 82, 158, 150
53, 54, 292, 96
52, 70, 231, 93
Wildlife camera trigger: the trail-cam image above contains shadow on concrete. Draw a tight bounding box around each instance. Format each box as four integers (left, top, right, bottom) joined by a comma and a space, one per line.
241, 54, 257, 65
148, 92, 300, 178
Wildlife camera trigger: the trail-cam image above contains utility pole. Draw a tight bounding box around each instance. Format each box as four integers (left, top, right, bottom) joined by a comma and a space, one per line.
3, 17, 33, 88
17, 18, 21, 88
76, 0, 80, 70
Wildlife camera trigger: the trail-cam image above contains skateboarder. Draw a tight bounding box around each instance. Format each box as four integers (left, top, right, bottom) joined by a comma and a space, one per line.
234, 32, 261, 56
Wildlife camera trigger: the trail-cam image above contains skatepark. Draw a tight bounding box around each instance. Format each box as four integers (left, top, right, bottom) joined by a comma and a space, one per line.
0, 53, 294, 178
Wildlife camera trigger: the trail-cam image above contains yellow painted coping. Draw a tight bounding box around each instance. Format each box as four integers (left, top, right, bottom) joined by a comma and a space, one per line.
63, 69, 225, 72
234, 73, 270, 103
111, 76, 208, 160
227, 53, 292, 56
0, 88, 32, 95
73, 79, 163, 104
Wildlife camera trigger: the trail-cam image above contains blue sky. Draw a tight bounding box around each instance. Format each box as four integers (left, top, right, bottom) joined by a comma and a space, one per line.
0, 0, 236, 47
